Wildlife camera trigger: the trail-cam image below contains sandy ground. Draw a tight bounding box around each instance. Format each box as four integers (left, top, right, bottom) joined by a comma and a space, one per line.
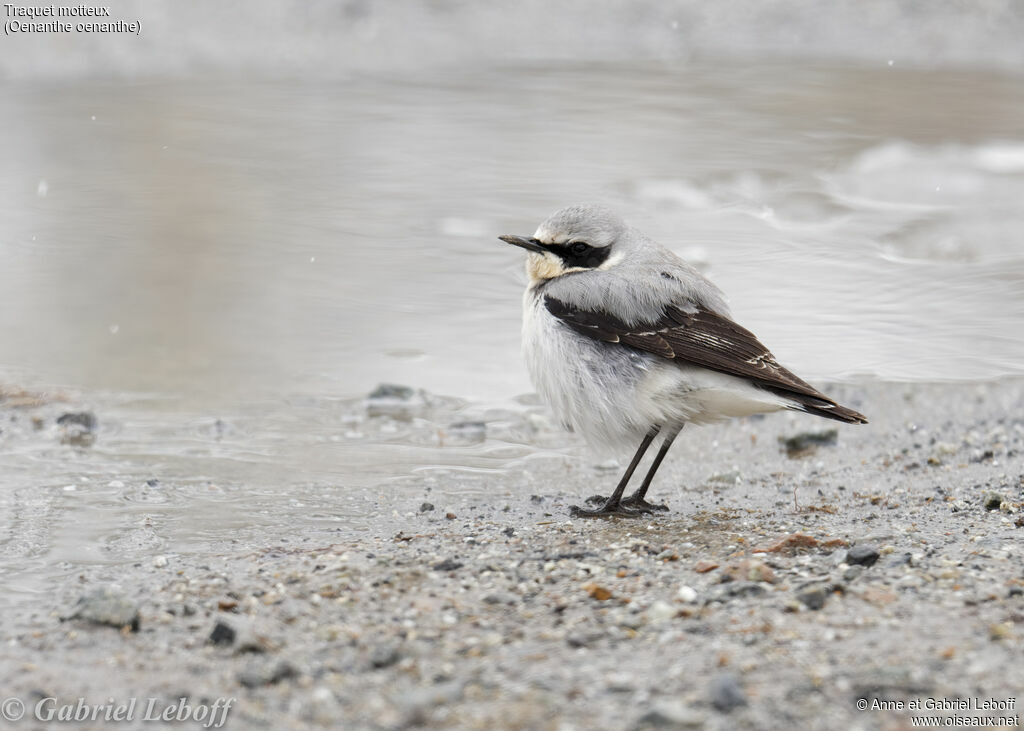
2, 379, 1024, 730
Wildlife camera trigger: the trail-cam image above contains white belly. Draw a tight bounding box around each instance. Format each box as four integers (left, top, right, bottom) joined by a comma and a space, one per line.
522, 290, 790, 451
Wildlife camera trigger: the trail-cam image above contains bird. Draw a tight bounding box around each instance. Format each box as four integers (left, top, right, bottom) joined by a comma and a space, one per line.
498, 204, 867, 518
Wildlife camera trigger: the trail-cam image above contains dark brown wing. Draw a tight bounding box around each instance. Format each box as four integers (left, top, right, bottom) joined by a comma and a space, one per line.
545, 297, 867, 424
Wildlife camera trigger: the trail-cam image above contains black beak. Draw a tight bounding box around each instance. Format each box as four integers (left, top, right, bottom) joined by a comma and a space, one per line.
498, 234, 546, 254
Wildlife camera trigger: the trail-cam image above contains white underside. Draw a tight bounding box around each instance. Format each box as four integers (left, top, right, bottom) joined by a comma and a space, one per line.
523, 291, 792, 451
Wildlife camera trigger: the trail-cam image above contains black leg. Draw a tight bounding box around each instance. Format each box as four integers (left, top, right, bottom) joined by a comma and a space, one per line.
621, 425, 682, 512
570, 427, 660, 518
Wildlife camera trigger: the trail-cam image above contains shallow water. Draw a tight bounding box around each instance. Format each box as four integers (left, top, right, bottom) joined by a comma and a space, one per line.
2, 62, 1024, 614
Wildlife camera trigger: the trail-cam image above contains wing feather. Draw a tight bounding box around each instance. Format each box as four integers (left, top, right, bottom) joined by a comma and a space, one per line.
544, 296, 867, 424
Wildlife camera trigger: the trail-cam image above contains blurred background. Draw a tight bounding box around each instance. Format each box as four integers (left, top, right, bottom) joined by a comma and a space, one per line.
1, 1, 1023, 608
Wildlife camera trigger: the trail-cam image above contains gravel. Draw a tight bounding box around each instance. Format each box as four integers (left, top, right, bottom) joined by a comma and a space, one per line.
4, 378, 1024, 729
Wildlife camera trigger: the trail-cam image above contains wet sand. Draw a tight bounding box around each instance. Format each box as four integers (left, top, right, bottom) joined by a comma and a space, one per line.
3, 378, 1023, 730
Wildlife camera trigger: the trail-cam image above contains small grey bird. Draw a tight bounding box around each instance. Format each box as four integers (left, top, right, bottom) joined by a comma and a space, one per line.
499, 204, 867, 518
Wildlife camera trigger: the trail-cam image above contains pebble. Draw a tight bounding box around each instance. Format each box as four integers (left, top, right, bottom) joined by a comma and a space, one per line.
209, 620, 236, 646
66, 587, 139, 632
369, 643, 402, 669
796, 584, 830, 611
780, 429, 837, 458
365, 383, 427, 419
57, 411, 98, 446
419, 502, 435, 512
708, 673, 748, 712
983, 492, 1006, 511
237, 659, 298, 688
846, 544, 881, 567
645, 600, 676, 624
432, 558, 463, 571
676, 585, 698, 603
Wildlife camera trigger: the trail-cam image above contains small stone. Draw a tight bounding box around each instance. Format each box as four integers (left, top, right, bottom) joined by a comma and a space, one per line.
983, 492, 1006, 511
419, 502, 435, 512
796, 584, 830, 611
369, 643, 401, 669
645, 600, 676, 624
694, 560, 719, 573
583, 582, 613, 601
57, 411, 97, 430
846, 544, 881, 567
432, 558, 463, 571
366, 384, 426, 419
676, 585, 698, 603
633, 700, 706, 728
707, 469, 742, 485
237, 660, 298, 688
780, 429, 838, 458
57, 411, 98, 446
482, 594, 505, 605
445, 512, 457, 520
151, 555, 168, 568
66, 588, 139, 632
209, 620, 237, 646
708, 673, 748, 712
502, 527, 515, 537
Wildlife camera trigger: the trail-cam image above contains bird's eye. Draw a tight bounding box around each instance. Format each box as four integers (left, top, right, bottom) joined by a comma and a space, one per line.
570, 242, 590, 255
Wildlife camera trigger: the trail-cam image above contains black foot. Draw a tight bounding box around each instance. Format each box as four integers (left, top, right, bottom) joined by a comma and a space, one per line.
621, 495, 670, 512
570, 502, 646, 519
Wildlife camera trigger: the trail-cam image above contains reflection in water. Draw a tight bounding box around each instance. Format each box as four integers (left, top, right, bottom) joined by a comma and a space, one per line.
1, 62, 1023, 614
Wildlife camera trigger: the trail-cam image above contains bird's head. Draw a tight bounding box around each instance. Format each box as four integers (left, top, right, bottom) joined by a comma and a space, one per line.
499, 204, 627, 284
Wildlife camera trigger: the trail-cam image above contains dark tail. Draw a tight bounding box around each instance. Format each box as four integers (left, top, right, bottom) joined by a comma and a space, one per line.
786, 392, 868, 424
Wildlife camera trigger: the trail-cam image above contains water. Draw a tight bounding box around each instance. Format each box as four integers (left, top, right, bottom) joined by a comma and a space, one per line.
2, 61, 1024, 614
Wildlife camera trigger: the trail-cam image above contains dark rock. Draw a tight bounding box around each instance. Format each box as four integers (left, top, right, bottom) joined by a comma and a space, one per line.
566, 632, 604, 648
983, 492, 1005, 510
419, 502, 435, 512
237, 660, 298, 688
709, 673, 748, 712
846, 544, 881, 567
366, 384, 426, 419
502, 527, 515, 537
796, 584, 830, 610
780, 429, 838, 458
432, 558, 463, 572
369, 644, 401, 669
57, 412, 97, 430
66, 588, 139, 631
368, 384, 415, 400
482, 594, 505, 605
57, 411, 98, 446
209, 621, 237, 646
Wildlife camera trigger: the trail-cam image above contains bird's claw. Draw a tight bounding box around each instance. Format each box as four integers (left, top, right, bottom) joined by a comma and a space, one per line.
570, 503, 647, 519
621, 496, 670, 512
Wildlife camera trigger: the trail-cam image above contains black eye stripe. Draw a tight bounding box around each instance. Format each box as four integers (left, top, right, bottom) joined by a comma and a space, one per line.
548, 242, 610, 270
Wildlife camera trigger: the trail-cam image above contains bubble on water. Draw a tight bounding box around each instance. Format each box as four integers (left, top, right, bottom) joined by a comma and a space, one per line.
36, 180, 48, 197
